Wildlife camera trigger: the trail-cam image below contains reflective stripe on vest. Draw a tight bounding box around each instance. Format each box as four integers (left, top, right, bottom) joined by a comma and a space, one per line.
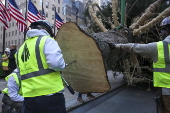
154, 41, 170, 72
21, 68, 54, 80
19, 36, 54, 80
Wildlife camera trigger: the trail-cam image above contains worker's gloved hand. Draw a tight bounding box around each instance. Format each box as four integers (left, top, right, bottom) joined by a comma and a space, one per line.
108, 43, 117, 50
0, 90, 2, 94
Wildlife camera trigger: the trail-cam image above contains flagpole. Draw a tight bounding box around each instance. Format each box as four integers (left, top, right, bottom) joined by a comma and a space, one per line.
2, 25, 6, 53
24, 0, 28, 41
41, 0, 43, 19
54, 6, 56, 37
2, 0, 7, 53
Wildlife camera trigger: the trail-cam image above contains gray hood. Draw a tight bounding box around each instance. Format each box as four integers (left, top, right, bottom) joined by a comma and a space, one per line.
164, 35, 170, 43
26, 29, 50, 38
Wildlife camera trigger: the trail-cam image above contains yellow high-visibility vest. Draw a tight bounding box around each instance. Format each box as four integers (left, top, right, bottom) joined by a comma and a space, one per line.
153, 41, 170, 88
16, 36, 64, 97
2, 54, 9, 67
2, 72, 21, 96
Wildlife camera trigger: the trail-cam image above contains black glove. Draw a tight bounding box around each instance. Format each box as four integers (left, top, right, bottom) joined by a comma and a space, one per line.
0, 90, 2, 94
108, 43, 116, 50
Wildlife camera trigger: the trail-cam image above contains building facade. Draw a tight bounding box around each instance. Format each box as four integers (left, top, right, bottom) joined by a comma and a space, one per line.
0, 0, 85, 52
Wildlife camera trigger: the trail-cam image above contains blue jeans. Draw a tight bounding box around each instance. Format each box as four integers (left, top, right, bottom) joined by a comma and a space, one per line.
21, 93, 66, 113
78, 93, 82, 98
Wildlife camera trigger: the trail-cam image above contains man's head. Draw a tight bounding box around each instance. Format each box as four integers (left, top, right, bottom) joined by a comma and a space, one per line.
160, 16, 170, 40
10, 44, 17, 50
5, 48, 10, 53
30, 20, 54, 37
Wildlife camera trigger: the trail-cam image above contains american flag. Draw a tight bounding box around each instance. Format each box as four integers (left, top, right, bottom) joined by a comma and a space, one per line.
8, 0, 27, 32
0, 11, 8, 29
0, 0, 11, 29
55, 12, 64, 29
0, 1, 10, 21
27, 0, 41, 23
41, 2, 46, 20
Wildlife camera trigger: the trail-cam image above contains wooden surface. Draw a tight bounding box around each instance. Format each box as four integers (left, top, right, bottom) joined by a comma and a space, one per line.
56, 22, 110, 93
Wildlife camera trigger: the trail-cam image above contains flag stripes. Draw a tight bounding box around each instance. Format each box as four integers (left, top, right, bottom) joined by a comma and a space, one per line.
55, 12, 64, 29
55, 20, 64, 28
0, 0, 66, 31
0, 0, 11, 29
0, 11, 8, 29
8, 0, 27, 32
27, 11, 41, 23
0, 1, 10, 22
27, 0, 41, 23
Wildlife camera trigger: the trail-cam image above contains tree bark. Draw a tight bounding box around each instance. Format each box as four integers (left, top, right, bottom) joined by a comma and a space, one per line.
133, 6, 170, 35
111, 0, 119, 27
130, 0, 167, 29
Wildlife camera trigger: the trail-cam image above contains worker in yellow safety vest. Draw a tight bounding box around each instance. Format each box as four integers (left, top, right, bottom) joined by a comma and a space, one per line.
110, 16, 170, 113
2, 48, 10, 77
1, 69, 23, 113
15, 20, 66, 113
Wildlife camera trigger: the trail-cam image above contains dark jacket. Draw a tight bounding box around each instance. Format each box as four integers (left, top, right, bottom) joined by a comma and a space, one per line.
8, 49, 17, 72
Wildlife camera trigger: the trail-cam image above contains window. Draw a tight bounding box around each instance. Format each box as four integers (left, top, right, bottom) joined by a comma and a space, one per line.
9, 32, 10, 37
58, 0, 60, 4
8, 41, 10, 46
12, 31, 14, 36
52, 5, 55, 11
12, 40, 13, 44
15, 30, 17, 35
52, 0, 55, 2
39, 0, 42, 5
62, 7, 65, 15
19, 39, 20, 44
46, 2, 49, 8
58, 7, 60, 13
33, 0, 36, 3
1, 26, 2, 30
1, 34, 2, 39
66, 5, 71, 16
9, 23, 11, 27
66, 17, 71, 22
12, 22, 14, 27
6, 42, 7, 46
52, 15, 54, 20
45, 12, 48, 17
19, 31, 21, 35
6, 33, 7, 37
15, 40, 17, 45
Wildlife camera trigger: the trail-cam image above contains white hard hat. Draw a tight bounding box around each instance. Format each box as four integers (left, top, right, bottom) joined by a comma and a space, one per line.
5, 48, 10, 52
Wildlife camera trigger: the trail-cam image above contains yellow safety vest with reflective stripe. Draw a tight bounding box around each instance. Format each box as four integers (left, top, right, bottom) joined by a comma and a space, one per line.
153, 41, 170, 88
2, 72, 21, 96
2, 54, 9, 66
16, 36, 64, 97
